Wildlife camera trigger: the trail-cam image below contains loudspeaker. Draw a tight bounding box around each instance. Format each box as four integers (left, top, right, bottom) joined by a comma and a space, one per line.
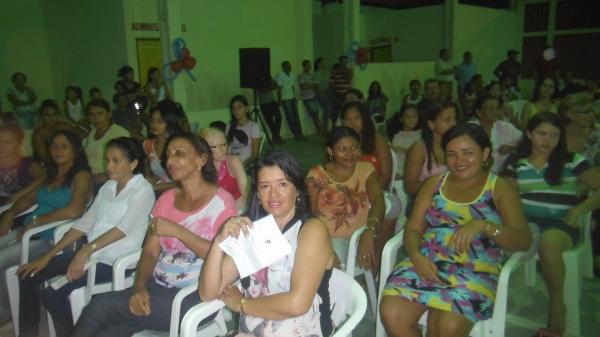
239, 48, 270, 89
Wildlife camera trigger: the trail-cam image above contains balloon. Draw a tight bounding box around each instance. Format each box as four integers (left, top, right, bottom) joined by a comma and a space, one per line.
182, 57, 196, 70
182, 47, 191, 59
170, 61, 183, 73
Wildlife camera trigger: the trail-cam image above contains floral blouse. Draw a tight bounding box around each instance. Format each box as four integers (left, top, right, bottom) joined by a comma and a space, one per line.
306, 162, 374, 239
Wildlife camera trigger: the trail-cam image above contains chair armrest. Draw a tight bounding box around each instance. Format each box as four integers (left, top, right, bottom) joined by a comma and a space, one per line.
378, 229, 404, 300
15, 204, 38, 218
492, 251, 524, 323
180, 300, 226, 337
169, 283, 200, 337
345, 226, 366, 275
112, 249, 142, 291
53, 221, 75, 243
20, 219, 72, 264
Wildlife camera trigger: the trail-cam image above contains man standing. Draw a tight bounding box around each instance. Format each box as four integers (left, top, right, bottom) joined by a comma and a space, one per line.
276, 61, 304, 140
455, 51, 477, 94
435, 49, 455, 97
494, 49, 522, 91
329, 55, 353, 125
298, 60, 323, 134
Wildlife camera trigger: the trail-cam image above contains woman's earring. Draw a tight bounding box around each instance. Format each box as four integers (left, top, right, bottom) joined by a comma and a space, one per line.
329, 155, 333, 161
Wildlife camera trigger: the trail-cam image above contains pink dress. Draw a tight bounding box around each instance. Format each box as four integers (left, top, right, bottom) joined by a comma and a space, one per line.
418, 142, 447, 182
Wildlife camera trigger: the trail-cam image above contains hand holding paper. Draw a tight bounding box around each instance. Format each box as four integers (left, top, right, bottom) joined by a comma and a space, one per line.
219, 215, 292, 278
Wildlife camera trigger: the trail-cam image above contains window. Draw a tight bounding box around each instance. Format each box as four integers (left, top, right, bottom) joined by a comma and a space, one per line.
556, 0, 600, 30
521, 36, 547, 79
555, 33, 600, 78
524, 2, 549, 32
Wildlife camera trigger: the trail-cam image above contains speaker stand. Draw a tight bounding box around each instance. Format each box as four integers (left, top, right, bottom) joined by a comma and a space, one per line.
252, 89, 274, 150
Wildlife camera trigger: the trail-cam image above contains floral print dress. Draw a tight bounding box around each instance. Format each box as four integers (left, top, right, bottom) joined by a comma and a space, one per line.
383, 172, 503, 322
306, 162, 375, 239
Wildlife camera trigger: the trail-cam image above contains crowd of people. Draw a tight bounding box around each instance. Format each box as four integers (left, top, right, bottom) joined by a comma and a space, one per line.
0, 45, 599, 337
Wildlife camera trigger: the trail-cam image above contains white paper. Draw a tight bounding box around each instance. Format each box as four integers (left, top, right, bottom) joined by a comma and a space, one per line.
218, 215, 292, 278
49, 260, 94, 290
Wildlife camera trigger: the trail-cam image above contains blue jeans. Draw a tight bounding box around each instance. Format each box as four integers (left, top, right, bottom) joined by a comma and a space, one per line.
19, 251, 114, 337
316, 92, 332, 131
281, 98, 303, 137
71, 281, 206, 337
302, 97, 320, 119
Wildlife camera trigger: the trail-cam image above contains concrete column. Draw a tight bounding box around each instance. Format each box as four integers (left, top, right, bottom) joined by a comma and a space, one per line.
343, 0, 360, 48
547, 0, 557, 45
160, 0, 188, 109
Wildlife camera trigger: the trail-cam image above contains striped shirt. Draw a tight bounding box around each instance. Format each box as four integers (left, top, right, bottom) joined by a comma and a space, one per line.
504, 153, 590, 219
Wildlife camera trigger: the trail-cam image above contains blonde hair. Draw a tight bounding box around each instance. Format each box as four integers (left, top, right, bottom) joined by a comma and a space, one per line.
558, 92, 594, 119
198, 127, 226, 141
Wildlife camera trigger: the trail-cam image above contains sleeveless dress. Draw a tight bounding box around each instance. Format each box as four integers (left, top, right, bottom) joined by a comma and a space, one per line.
25, 185, 72, 240
217, 159, 241, 200
383, 172, 503, 322
66, 99, 84, 122
239, 217, 333, 337
143, 139, 170, 183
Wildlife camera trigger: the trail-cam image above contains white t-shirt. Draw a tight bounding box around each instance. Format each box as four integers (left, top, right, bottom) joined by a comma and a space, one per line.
391, 130, 421, 177
469, 119, 523, 174
73, 174, 155, 264
298, 72, 317, 100
227, 121, 262, 162
435, 59, 455, 82
276, 72, 296, 100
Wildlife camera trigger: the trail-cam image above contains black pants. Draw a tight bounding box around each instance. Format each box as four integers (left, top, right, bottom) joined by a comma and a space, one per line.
259, 102, 282, 140
281, 98, 303, 137
70, 281, 202, 337
19, 251, 113, 337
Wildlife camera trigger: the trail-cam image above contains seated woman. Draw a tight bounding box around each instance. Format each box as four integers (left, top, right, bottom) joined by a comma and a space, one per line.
32, 99, 85, 166
306, 126, 385, 271
402, 79, 423, 106
469, 94, 522, 174
16, 137, 155, 337
226, 95, 262, 167
198, 127, 247, 209
0, 130, 92, 324
71, 133, 236, 337
503, 112, 600, 337
200, 151, 335, 337
0, 123, 44, 207
404, 102, 457, 197
366, 81, 389, 123
381, 123, 531, 337
389, 104, 422, 179
521, 77, 558, 128
83, 99, 130, 187
143, 102, 185, 192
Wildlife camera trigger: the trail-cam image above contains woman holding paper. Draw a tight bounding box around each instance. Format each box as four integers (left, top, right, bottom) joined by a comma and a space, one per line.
200, 151, 336, 337
71, 133, 236, 337
16, 137, 154, 337
306, 126, 385, 272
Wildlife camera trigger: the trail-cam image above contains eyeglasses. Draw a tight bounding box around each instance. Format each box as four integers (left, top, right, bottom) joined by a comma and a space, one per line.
209, 143, 227, 149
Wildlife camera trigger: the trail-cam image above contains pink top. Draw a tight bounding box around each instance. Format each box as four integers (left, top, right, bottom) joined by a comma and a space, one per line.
151, 188, 236, 288
418, 142, 447, 182
217, 159, 241, 200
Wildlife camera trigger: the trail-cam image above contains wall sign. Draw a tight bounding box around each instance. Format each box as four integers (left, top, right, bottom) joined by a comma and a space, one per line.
132, 22, 160, 31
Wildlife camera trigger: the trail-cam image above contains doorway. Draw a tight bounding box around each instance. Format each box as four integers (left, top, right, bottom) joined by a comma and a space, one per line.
136, 38, 163, 84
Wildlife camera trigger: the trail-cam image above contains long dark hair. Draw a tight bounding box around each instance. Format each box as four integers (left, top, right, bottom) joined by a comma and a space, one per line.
148, 102, 185, 138
367, 81, 383, 100
245, 151, 310, 223
421, 101, 457, 172
386, 104, 420, 140
326, 126, 360, 162
504, 111, 569, 185
314, 57, 324, 72
46, 130, 91, 186
106, 137, 147, 175
532, 77, 558, 102
226, 95, 253, 145
340, 101, 376, 155
162, 133, 217, 184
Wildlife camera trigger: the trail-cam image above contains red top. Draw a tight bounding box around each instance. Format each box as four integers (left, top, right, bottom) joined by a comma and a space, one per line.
217, 159, 241, 200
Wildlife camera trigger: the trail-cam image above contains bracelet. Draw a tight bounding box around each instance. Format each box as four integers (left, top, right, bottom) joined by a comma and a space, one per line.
363, 225, 379, 240
484, 221, 501, 238
240, 297, 246, 315
32, 215, 40, 227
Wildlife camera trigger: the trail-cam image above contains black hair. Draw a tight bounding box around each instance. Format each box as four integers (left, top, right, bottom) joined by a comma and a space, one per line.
146, 67, 159, 84
87, 98, 111, 113
302, 59, 310, 68
339, 55, 348, 61
39, 99, 60, 114
157, 99, 190, 132
118, 66, 134, 78
345, 88, 364, 101
532, 77, 558, 102
281, 60, 290, 67
65, 85, 82, 100
113, 92, 126, 104
439, 49, 448, 57
245, 151, 310, 223
314, 57, 324, 72
11, 72, 26, 83
209, 121, 227, 133
442, 123, 491, 155
106, 137, 147, 175
340, 101, 376, 154
504, 111, 569, 186
226, 95, 252, 145
45, 130, 91, 186
421, 101, 458, 173
367, 81, 382, 100
386, 104, 420, 140
409, 79, 420, 87
89, 87, 101, 96
326, 126, 360, 149
474, 94, 499, 114
148, 101, 185, 138
162, 133, 217, 184
463, 51, 472, 57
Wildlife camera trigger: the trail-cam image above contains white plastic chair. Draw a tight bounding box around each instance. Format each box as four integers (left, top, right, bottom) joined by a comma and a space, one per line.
506, 99, 528, 124
388, 149, 398, 192
522, 212, 593, 337
346, 226, 378, 318
375, 229, 525, 337
179, 268, 366, 337
131, 282, 227, 337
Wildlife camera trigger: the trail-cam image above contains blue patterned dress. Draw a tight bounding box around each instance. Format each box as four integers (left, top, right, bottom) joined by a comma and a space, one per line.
383, 172, 503, 322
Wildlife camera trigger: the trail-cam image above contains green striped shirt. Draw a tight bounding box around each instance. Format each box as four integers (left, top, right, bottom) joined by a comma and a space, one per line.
504, 153, 590, 219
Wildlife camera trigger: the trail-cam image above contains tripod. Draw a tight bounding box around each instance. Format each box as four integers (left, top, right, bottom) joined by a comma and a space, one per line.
251, 88, 274, 150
